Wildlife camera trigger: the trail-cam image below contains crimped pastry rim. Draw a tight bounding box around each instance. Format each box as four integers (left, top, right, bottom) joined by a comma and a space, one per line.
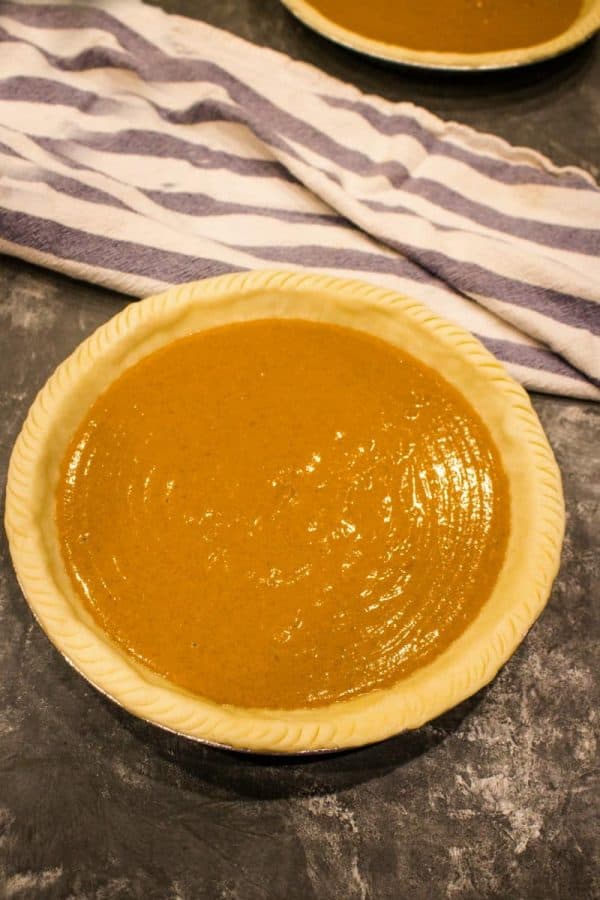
5, 270, 565, 753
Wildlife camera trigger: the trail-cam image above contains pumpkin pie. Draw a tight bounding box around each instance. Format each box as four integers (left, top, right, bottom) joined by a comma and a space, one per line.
5, 271, 564, 752
281, 0, 600, 70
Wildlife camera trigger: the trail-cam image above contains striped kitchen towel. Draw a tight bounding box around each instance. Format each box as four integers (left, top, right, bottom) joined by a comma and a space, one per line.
0, 1, 599, 399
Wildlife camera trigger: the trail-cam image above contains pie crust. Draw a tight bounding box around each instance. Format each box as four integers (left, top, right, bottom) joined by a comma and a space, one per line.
5, 270, 565, 753
281, 0, 600, 70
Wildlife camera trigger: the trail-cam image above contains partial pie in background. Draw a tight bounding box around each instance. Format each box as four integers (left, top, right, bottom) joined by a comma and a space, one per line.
281, 0, 600, 70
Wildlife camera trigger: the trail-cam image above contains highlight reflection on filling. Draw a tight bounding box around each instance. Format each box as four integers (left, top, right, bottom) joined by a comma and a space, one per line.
56, 319, 509, 709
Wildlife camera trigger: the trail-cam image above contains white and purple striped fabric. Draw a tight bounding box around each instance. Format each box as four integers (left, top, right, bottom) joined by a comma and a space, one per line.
1, 0, 599, 399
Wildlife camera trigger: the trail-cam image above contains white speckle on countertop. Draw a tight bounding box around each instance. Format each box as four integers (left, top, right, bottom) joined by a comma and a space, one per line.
305, 794, 358, 834
447, 847, 475, 896
0, 281, 58, 332
297, 792, 371, 898
350, 853, 369, 900
4, 867, 63, 897
0, 807, 15, 849
111, 758, 149, 790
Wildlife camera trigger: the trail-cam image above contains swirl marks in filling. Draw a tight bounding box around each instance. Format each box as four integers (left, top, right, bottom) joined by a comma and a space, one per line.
57, 319, 509, 709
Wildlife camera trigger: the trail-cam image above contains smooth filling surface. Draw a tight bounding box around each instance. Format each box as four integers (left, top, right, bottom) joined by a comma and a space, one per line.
306, 0, 582, 53
56, 319, 509, 709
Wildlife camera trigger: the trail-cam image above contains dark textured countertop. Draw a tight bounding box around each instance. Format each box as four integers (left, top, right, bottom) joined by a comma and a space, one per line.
1, 3, 598, 898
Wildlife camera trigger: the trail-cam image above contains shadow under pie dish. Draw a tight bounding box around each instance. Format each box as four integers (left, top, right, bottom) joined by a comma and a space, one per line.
5, 270, 564, 753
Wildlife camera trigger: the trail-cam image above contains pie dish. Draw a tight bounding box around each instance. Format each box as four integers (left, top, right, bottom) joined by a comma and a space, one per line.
281, 0, 600, 71
5, 270, 564, 753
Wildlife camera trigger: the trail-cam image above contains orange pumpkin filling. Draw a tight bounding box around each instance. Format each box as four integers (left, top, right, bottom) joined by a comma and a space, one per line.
56, 319, 509, 709
306, 0, 582, 53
